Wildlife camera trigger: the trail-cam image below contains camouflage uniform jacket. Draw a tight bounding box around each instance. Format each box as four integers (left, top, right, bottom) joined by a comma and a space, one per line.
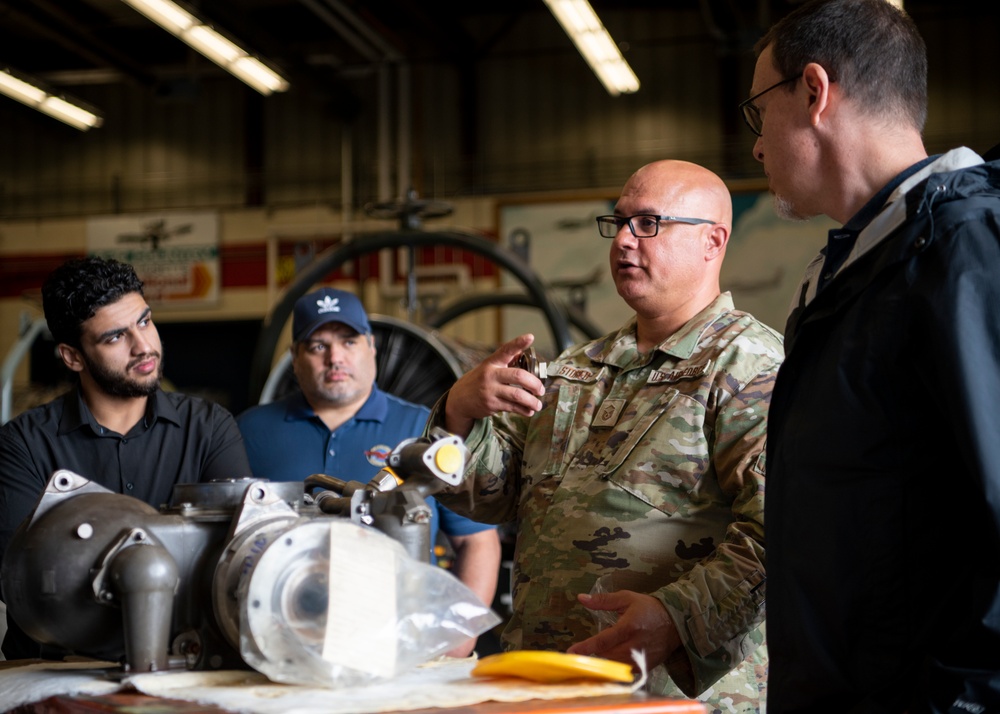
429, 293, 783, 708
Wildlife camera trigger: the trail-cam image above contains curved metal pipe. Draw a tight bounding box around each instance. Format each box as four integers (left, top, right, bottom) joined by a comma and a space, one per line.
248, 230, 572, 402
427, 292, 604, 342
1, 317, 49, 425
304, 473, 348, 494
109, 541, 179, 672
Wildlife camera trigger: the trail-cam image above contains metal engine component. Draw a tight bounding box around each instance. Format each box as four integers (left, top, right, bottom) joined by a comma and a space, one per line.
304, 431, 467, 563
510, 347, 549, 382
1, 429, 468, 675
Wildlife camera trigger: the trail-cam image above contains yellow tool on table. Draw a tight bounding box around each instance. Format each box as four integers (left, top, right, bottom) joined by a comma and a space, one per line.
471, 651, 635, 684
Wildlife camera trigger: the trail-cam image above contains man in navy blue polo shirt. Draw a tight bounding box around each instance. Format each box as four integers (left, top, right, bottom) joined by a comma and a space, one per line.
237, 287, 500, 657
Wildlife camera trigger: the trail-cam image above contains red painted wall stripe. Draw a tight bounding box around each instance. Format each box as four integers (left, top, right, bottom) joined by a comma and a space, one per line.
0, 241, 500, 299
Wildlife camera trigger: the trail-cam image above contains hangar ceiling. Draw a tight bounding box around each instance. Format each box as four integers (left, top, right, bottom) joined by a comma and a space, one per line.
0, 0, 984, 195
0, 0, 787, 123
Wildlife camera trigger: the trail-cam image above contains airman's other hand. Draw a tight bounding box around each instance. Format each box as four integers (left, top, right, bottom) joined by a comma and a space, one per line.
566, 590, 680, 670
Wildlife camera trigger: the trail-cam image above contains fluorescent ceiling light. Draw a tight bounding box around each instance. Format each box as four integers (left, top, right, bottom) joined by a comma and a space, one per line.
0, 67, 103, 131
120, 0, 290, 95
543, 0, 639, 96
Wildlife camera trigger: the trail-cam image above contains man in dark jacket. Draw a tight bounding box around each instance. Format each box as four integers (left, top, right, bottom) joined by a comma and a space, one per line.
740, 0, 1000, 712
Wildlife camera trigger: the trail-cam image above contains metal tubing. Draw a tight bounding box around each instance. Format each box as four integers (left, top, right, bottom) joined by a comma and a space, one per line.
427, 291, 603, 341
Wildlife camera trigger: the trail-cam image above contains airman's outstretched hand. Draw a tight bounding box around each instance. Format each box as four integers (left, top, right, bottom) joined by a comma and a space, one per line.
443, 333, 545, 438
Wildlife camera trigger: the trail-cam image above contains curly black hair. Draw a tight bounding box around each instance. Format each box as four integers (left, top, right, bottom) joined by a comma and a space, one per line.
42, 256, 144, 348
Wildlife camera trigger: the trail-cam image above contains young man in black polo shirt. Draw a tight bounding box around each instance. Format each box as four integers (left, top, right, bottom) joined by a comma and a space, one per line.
0, 256, 250, 660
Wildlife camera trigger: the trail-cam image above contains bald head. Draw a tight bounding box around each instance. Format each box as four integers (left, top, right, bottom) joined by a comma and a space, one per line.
610, 160, 733, 347
623, 160, 733, 230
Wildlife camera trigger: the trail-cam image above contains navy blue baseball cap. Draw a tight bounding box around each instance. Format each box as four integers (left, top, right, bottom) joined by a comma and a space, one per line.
292, 287, 371, 342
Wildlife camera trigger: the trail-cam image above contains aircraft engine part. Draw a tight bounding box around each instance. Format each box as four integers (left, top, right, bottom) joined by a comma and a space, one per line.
1, 472, 161, 661
0, 431, 485, 683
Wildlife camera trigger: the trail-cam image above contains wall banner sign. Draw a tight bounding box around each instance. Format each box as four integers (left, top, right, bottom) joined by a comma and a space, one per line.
86, 211, 220, 307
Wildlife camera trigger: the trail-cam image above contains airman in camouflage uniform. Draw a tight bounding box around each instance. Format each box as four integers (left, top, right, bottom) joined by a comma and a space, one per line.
428, 160, 783, 713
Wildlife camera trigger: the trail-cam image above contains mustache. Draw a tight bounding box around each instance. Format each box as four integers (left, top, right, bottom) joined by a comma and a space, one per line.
127, 351, 161, 370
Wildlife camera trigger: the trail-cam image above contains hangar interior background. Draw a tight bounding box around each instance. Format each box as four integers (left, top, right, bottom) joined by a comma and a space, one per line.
0, 0, 997, 414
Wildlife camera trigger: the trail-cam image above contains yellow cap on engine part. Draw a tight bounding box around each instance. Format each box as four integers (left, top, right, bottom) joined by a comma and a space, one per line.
434, 443, 463, 474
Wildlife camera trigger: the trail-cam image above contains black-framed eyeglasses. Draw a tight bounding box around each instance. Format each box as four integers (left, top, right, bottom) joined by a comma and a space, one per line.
738, 75, 800, 137
596, 214, 716, 239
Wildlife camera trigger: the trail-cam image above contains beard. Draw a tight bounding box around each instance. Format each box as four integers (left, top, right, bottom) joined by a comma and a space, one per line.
84, 351, 163, 398
307, 376, 365, 408
773, 192, 812, 222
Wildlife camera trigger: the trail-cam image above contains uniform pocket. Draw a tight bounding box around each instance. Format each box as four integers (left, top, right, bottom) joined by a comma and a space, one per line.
523, 381, 583, 477
599, 390, 713, 518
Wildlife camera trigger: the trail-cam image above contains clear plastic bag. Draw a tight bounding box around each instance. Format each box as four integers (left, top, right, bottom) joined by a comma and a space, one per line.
587, 573, 619, 632
237, 519, 501, 688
